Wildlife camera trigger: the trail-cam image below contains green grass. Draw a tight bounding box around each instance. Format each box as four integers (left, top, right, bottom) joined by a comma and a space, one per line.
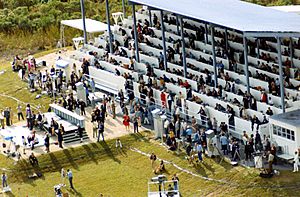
0, 50, 299, 196
0, 132, 298, 197
0, 53, 54, 123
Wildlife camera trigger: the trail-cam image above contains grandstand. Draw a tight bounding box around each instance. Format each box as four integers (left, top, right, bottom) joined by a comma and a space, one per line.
75, 0, 300, 157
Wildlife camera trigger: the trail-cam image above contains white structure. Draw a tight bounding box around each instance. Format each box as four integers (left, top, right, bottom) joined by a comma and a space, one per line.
49, 104, 85, 128
269, 109, 300, 158
272, 5, 300, 14
55, 59, 70, 82
148, 175, 179, 197
76, 82, 87, 105
60, 19, 108, 47
112, 12, 124, 24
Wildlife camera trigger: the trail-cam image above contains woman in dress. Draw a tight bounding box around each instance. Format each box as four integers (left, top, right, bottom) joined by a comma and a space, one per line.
123, 113, 130, 132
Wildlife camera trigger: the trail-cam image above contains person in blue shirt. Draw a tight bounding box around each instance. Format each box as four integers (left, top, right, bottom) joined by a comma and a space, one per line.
196, 142, 203, 162
220, 133, 229, 155
67, 169, 74, 189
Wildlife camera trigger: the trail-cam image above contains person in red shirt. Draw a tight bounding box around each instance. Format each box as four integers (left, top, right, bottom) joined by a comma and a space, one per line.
260, 91, 267, 103
182, 80, 189, 88
161, 91, 167, 108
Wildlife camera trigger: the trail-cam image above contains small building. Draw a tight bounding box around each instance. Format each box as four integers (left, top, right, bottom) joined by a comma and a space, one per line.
269, 109, 300, 158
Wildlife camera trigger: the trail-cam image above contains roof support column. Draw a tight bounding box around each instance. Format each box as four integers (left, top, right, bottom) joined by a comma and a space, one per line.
160, 10, 168, 70
80, 0, 87, 45
225, 28, 229, 57
243, 36, 250, 93
211, 26, 218, 88
149, 9, 152, 27
176, 15, 180, 35
256, 38, 260, 59
205, 24, 208, 44
122, 0, 126, 18
105, 0, 113, 53
290, 37, 294, 68
179, 16, 187, 78
277, 37, 285, 113
132, 3, 140, 62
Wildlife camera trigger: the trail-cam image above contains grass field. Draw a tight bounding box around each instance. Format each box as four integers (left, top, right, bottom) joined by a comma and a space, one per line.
1, 53, 300, 196
0, 131, 299, 197
0, 51, 58, 123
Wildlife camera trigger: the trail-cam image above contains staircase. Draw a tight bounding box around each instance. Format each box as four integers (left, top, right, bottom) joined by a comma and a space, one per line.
63, 129, 90, 144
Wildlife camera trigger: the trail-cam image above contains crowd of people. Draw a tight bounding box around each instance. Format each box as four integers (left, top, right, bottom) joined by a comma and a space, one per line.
2, 10, 300, 196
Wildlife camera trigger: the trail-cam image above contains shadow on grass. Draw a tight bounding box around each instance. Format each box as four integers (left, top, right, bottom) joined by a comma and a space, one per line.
48, 152, 62, 171
194, 163, 208, 178
66, 188, 83, 197
4, 192, 16, 197
82, 144, 99, 165
202, 160, 215, 175
98, 141, 121, 164
212, 156, 234, 171
130, 132, 150, 143
63, 149, 79, 170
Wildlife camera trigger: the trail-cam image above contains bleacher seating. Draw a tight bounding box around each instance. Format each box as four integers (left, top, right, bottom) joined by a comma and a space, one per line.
70, 8, 300, 139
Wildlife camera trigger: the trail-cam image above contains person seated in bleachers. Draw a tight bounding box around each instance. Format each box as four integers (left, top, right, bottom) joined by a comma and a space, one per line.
260, 91, 268, 103
266, 107, 273, 116
268, 97, 274, 106
232, 98, 241, 106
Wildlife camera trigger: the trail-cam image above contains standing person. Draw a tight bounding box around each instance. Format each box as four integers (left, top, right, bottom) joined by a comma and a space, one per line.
293, 150, 299, 173
0, 110, 4, 129
92, 122, 98, 139
270, 144, 277, 165
90, 78, 95, 93
196, 142, 203, 163
97, 121, 104, 142
150, 153, 157, 169
44, 132, 50, 153
26, 104, 32, 129
22, 136, 27, 154
123, 113, 130, 132
1, 172, 8, 188
167, 93, 173, 112
61, 168, 66, 186
133, 117, 139, 133
76, 124, 83, 143
91, 97, 96, 109
80, 100, 86, 116
212, 117, 218, 134
111, 101, 116, 119
171, 174, 179, 191
220, 133, 228, 155
67, 169, 74, 189
268, 151, 274, 174
9, 107, 13, 126
160, 91, 167, 108
57, 130, 63, 149
4, 107, 10, 127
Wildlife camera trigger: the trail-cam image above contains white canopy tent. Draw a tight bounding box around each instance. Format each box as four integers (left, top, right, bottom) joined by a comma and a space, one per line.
60, 19, 108, 47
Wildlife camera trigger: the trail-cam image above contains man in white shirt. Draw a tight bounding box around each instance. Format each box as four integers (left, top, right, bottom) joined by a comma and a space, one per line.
293, 151, 299, 172
163, 119, 170, 138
